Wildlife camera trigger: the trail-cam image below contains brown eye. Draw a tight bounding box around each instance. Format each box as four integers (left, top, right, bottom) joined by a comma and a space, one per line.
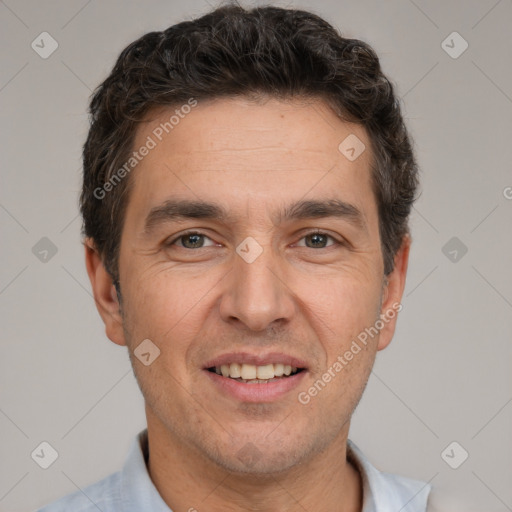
305, 233, 329, 248
297, 231, 338, 249
180, 233, 205, 248
168, 232, 216, 249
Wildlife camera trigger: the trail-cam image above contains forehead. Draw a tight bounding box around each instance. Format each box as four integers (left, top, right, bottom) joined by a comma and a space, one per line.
136, 96, 368, 166
125, 96, 376, 229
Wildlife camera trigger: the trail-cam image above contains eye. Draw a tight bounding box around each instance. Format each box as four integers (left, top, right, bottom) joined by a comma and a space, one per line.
167, 231, 217, 249
296, 231, 339, 249
166, 230, 341, 251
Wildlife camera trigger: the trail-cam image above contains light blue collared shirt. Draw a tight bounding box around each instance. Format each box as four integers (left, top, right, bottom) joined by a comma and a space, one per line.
36, 429, 431, 511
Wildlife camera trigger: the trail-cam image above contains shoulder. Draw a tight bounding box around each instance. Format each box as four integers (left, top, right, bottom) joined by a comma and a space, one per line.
36, 470, 122, 512
347, 440, 431, 512
377, 469, 432, 511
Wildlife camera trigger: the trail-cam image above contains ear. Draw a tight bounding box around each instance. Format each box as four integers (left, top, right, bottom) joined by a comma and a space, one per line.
377, 235, 411, 351
84, 238, 127, 346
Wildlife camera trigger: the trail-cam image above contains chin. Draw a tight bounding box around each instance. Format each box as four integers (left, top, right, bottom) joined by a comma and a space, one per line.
198, 427, 328, 477
208, 446, 303, 476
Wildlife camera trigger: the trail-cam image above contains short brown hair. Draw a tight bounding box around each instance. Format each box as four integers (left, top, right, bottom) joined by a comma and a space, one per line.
81, 3, 418, 287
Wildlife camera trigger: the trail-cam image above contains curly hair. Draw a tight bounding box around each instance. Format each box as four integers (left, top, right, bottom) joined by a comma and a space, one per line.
81, 3, 418, 286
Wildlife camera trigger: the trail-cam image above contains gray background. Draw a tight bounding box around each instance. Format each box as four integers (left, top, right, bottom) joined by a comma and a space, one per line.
1, 1, 511, 511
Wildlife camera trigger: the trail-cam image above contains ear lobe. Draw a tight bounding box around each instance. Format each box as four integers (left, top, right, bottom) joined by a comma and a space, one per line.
84, 238, 127, 346
377, 235, 411, 351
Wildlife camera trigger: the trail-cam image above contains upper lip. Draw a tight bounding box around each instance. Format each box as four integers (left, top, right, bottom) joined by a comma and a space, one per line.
204, 352, 308, 369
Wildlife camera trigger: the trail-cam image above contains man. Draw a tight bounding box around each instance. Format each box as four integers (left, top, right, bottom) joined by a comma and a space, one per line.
39, 3, 432, 511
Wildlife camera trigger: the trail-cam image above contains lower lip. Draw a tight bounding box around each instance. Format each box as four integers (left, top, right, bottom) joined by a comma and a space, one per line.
205, 369, 307, 403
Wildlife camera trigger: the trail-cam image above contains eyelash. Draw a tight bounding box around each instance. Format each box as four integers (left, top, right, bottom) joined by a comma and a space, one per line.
166, 230, 342, 249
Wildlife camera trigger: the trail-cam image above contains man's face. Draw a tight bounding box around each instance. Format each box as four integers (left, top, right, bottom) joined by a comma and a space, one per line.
92, 97, 406, 474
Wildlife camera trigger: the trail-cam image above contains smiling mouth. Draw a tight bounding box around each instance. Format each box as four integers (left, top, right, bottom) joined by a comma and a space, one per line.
207, 363, 305, 384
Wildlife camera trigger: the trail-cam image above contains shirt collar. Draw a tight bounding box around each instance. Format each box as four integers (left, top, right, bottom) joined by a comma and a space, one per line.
347, 439, 431, 512
120, 429, 172, 511
119, 429, 430, 511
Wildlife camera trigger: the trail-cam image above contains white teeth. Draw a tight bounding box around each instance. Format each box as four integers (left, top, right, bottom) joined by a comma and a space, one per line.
240, 364, 257, 380
274, 363, 284, 377
213, 363, 301, 380
229, 363, 241, 378
256, 364, 275, 380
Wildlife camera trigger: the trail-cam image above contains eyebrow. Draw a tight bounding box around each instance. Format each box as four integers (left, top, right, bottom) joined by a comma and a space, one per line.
143, 198, 365, 234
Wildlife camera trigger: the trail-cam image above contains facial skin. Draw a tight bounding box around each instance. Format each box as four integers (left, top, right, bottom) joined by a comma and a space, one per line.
85, 96, 410, 512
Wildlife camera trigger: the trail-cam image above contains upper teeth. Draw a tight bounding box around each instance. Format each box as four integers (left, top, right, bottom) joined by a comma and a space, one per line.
215, 363, 298, 380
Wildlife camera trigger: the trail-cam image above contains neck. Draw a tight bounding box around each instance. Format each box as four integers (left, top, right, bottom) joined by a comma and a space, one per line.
145, 416, 362, 512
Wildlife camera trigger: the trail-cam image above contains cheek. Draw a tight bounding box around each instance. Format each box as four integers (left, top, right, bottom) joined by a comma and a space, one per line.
298, 269, 382, 341
122, 265, 215, 350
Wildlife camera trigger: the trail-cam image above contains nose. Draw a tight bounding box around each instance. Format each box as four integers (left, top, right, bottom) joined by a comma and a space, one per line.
219, 243, 296, 332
